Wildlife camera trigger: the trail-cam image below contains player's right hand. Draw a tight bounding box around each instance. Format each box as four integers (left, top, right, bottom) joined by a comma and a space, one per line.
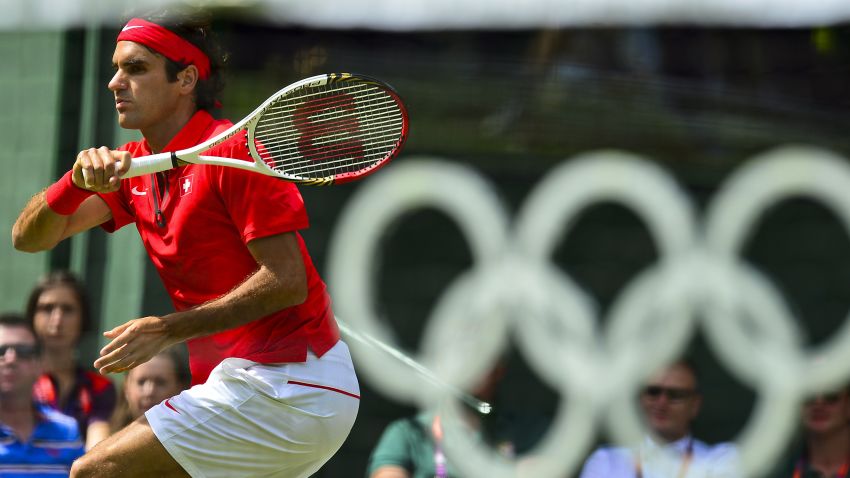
72, 147, 132, 193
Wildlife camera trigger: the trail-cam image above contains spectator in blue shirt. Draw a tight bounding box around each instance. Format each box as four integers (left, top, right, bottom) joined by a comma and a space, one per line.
0, 312, 84, 477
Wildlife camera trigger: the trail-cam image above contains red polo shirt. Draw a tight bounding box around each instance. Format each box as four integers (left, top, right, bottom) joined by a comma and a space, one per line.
98, 110, 339, 385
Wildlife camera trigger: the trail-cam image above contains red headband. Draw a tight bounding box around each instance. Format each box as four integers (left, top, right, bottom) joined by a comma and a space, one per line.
117, 18, 211, 79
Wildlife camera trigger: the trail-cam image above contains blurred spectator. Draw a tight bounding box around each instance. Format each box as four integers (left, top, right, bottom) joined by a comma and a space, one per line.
25, 271, 116, 449
769, 385, 850, 478
365, 363, 547, 478
0, 312, 84, 476
579, 360, 739, 478
110, 346, 191, 432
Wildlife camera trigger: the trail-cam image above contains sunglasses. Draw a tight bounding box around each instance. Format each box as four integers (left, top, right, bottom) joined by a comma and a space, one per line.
0, 344, 40, 360
642, 386, 697, 402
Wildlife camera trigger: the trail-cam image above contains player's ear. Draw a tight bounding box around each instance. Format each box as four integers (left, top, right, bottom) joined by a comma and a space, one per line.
178, 65, 199, 93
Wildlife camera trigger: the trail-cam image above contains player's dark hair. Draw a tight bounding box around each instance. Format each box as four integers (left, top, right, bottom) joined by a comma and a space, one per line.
141, 8, 227, 112
24, 270, 91, 337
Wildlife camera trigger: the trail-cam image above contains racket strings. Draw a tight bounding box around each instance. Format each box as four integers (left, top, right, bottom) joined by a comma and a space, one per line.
279, 136, 402, 175
259, 103, 401, 141
262, 123, 402, 173
273, 137, 401, 176
258, 87, 389, 138
266, 82, 374, 106
253, 81, 404, 179
263, 89, 391, 118
258, 117, 403, 158
258, 93, 398, 141
261, 92, 393, 126
256, 122, 399, 173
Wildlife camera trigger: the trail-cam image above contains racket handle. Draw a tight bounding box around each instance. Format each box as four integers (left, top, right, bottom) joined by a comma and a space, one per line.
122, 152, 176, 178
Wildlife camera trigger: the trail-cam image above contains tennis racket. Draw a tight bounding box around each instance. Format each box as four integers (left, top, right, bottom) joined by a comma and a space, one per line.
122, 73, 408, 185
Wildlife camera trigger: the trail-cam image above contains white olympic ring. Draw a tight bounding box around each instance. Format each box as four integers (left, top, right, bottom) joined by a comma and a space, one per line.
327, 146, 850, 478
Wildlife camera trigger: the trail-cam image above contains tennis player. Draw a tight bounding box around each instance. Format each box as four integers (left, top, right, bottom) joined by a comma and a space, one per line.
11, 9, 360, 478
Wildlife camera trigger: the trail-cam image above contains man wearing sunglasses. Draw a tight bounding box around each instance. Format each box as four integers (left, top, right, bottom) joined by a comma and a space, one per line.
579, 360, 739, 477
0, 312, 85, 476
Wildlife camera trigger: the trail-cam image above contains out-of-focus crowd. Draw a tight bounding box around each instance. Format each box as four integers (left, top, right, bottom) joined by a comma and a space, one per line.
3, 270, 848, 478
0, 270, 190, 477
364, 356, 850, 478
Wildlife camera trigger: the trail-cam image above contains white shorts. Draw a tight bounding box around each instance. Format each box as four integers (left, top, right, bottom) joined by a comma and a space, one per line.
145, 340, 360, 478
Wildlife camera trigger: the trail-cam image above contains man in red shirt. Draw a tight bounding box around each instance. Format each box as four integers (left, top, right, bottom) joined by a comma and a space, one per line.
12, 9, 359, 478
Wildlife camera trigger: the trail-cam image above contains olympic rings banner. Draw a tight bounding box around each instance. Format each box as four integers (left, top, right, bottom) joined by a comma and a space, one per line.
328, 146, 850, 478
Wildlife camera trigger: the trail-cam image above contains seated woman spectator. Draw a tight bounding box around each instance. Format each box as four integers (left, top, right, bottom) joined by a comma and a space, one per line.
110, 346, 191, 432
769, 385, 850, 478
25, 270, 116, 449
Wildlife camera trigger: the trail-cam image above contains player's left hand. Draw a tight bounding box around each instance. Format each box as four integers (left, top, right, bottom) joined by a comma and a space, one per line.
94, 316, 176, 374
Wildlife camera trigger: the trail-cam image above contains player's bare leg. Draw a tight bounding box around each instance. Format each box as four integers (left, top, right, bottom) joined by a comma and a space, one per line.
69, 416, 190, 478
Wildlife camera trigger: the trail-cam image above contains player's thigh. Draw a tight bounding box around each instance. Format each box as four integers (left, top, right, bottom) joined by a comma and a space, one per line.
70, 416, 189, 478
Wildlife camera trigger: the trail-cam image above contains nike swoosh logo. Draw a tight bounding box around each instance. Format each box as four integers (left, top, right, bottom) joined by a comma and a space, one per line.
131, 186, 147, 196
121, 25, 144, 32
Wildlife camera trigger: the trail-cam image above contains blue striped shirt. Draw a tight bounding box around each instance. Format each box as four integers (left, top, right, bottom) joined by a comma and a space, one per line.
0, 404, 85, 477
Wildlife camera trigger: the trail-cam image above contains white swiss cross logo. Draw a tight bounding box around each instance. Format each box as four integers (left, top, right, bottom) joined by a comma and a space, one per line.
179, 174, 194, 197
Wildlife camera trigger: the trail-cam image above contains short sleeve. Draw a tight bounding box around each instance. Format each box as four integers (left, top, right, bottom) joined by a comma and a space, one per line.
214, 163, 309, 243
97, 188, 135, 232
365, 418, 418, 476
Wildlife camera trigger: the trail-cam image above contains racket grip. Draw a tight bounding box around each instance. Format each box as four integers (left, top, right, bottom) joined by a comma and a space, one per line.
122, 152, 176, 178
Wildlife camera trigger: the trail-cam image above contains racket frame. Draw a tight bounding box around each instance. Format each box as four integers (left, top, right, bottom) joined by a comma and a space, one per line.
124, 73, 407, 185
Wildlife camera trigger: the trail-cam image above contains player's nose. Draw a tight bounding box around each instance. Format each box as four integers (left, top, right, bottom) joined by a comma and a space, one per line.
108, 70, 127, 92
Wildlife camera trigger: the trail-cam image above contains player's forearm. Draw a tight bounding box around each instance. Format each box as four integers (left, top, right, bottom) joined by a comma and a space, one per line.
13, 164, 115, 252
163, 263, 308, 342
12, 190, 72, 252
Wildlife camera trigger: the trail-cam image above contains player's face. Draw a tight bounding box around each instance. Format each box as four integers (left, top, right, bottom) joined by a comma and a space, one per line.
640, 363, 701, 442
32, 285, 82, 350
802, 389, 850, 436
108, 41, 183, 131
0, 326, 41, 397
125, 355, 184, 418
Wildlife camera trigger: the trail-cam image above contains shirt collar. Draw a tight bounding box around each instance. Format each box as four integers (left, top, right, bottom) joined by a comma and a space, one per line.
140, 109, 215, 155
643, 433, 694, 453
0, 404, 52, 441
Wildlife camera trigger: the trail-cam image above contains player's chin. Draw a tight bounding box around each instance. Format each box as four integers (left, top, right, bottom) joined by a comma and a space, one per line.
116, 114, 140, 130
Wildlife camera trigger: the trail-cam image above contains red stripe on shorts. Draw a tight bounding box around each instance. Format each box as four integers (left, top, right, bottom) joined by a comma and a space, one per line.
288, 380, 360, 399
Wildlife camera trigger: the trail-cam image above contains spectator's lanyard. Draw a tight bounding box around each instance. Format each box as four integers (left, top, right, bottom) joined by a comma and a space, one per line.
792, 458, 850, 478
635, 438, 694, 478
432, 415, 448, 478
